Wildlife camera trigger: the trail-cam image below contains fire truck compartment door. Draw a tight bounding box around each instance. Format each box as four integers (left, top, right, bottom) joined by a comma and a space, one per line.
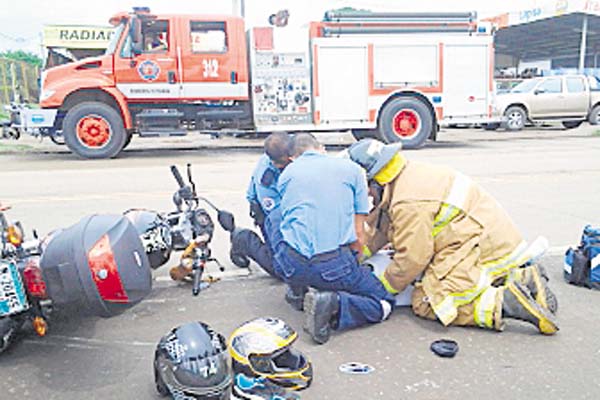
442, 44, 489, 117
318, 46, 368, 123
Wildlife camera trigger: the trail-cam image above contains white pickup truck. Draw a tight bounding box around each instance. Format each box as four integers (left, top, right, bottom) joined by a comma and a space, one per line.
488, 75, 600, 131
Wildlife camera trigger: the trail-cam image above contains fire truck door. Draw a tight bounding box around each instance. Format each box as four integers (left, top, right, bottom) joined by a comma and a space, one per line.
443, 44, 488, 117
115, 18, 181, 100
179, 19, 248, 100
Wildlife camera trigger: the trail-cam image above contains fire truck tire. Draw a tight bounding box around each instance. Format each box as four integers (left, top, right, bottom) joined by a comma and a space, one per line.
123, 132, 133, 150
351, 129, 377, 141
378, 97, 432, 149
63, 102, 127, 159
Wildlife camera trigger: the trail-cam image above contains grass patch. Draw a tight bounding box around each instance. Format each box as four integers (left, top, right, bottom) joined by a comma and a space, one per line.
593, 130, 600, 137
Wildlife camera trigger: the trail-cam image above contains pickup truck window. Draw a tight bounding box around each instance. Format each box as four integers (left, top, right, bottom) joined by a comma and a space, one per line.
537, 78, 562, 94
566, 77, 585, 93
588, 76, 600, 91
510, 79, 538, 93
190, 21, 227, 53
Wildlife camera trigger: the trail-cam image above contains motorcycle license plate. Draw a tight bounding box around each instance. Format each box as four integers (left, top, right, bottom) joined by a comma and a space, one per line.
0, 261, 29, 317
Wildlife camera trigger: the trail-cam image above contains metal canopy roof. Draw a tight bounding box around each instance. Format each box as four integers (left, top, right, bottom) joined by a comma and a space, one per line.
495, 12, 600, 62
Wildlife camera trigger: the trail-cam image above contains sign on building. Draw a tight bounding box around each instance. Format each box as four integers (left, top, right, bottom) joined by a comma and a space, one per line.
43, 25, 115, 49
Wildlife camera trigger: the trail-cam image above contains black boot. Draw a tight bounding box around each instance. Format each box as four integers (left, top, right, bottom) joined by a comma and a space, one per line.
303, 289, 339, 344
230, 228, 251, 268
502, 281, 559, 335
512, 264, 558, 314
285, 286, 307, 311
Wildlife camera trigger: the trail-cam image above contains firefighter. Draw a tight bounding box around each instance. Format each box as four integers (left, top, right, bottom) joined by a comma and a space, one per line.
229, 132, 292, 278
272, 133, 395, 344
346, 138, 559, 335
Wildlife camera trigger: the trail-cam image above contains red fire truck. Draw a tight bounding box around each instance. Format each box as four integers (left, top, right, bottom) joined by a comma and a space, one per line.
13, 8, 499, 158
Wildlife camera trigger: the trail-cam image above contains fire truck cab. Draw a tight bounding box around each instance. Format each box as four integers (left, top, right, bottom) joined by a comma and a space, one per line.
20, 8, 499, 159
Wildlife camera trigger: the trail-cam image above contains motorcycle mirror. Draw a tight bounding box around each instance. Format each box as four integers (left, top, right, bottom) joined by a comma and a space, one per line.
187, 163, 197, 197
173, 192, 183, 209
217, 210, 235, 233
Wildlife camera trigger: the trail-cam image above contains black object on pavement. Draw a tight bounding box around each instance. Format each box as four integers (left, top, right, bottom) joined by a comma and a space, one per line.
430, 339, 459, 358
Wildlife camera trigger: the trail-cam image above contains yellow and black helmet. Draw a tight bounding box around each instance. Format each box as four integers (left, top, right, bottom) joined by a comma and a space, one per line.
228, 317, 313, 391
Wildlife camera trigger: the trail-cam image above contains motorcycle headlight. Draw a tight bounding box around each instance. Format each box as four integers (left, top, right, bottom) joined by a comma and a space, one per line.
6, 225, 23, 246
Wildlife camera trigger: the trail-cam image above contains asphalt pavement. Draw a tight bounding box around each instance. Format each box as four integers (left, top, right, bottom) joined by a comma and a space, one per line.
0, 125, 599, 399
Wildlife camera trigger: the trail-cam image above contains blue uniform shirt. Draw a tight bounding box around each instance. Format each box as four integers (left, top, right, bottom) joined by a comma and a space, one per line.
278, 151, 370, 258
246, 154, 281, 215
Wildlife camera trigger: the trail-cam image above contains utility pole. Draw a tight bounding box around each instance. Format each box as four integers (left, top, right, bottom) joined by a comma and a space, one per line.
232, 0, 245, 18
579, 15, 588, 72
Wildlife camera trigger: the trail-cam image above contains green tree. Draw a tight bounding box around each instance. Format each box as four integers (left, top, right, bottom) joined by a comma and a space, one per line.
0, 50, 42, 67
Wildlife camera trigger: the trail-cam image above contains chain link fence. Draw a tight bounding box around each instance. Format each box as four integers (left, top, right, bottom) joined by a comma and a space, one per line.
0, 57, 40, 108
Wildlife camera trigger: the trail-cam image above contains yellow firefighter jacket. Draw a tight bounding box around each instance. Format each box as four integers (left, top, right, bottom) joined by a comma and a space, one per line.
365, 160, 533, 326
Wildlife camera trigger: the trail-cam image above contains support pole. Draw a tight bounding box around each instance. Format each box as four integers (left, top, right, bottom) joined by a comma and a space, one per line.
579, 15, 588, 72
232, 0, 245, 18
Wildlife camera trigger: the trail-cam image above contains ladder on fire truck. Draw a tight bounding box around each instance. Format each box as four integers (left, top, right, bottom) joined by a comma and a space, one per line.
320, 11, 479, 36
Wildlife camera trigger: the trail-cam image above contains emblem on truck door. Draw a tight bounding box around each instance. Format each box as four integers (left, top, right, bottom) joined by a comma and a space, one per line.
138, 60, 161, 81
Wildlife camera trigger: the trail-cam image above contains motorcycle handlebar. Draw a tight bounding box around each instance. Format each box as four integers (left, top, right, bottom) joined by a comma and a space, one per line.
170, 165, 186, 189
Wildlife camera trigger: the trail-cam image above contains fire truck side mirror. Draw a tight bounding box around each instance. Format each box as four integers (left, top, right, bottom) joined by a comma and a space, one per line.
130, 17, 143, 55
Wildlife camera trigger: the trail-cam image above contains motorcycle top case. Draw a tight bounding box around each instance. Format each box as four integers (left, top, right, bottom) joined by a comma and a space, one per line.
40, 214, 152, 318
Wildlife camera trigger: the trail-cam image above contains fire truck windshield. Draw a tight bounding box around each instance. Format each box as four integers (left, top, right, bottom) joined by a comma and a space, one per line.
105, 23, 125, 56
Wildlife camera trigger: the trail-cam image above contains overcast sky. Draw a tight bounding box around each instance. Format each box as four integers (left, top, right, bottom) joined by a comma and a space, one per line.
0, 0, 538, 53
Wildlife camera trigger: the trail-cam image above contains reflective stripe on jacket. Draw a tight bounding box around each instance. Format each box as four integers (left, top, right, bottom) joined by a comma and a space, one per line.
365, 160, 524, 325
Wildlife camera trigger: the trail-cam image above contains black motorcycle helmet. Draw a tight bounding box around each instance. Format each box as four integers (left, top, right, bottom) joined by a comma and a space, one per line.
124, 209, 172, 269
154, 322, 232, 399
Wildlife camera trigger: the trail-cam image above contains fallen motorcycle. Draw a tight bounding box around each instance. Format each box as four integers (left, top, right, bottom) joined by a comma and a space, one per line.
125, 164, 239, 296
0, 203, 152, 354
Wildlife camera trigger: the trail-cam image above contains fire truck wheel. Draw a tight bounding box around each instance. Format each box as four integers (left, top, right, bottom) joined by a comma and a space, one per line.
351, 129, 377, 141
378, 97, 432, 149
123, 132, 133, 150
63, 102, 127, 159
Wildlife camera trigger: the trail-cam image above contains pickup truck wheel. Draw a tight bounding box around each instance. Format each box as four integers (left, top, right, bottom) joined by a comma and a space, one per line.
378, 97, 432, 149
63, 102, 126, 159
588, 105, 600, 125
562, 120, 583, 129
504, 106, 526, 131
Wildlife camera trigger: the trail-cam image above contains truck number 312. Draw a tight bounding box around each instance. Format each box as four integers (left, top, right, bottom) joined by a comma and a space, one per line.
202, 59, 219, 78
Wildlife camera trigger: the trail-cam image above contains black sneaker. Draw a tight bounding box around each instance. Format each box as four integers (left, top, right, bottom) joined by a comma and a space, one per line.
303, 289, 339, 344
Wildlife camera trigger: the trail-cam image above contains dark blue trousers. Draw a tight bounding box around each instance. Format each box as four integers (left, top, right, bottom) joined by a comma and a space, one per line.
270, 222, 395, 329
237, 211, 283, 279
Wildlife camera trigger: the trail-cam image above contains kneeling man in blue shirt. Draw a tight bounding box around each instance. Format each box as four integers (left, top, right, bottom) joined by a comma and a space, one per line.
272, 133, 395, 344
